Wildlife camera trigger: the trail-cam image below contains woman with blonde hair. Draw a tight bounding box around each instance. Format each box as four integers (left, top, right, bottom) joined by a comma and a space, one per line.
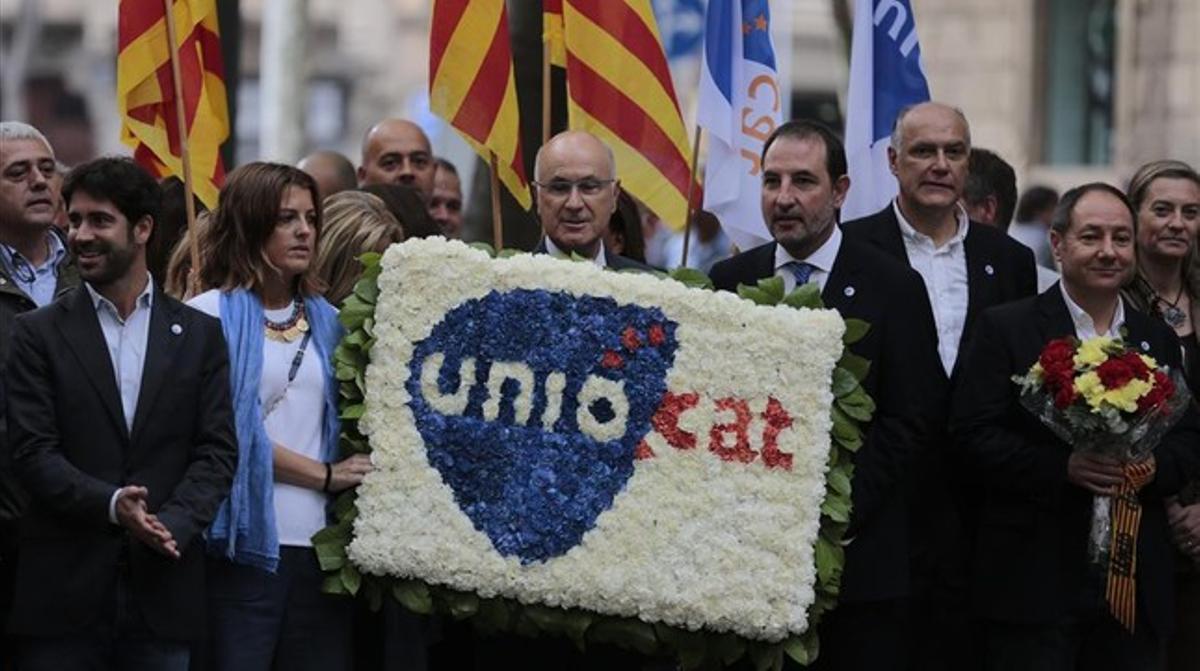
163, 210, 211, 299
315, 190, 403, 305
187, 162, 371, 670
1123, 159, 1200, 671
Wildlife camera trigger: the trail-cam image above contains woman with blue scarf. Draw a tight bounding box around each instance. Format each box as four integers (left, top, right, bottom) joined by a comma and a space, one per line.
188, 162, 372, 670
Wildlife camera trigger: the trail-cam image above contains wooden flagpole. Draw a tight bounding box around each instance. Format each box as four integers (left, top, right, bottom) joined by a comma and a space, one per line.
681, 124, 703, 269
162, 0, 201, 295
489, 152, 504, 251
542, 39, 552, 146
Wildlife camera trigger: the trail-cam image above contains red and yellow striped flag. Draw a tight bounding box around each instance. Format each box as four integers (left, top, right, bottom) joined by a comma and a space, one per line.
430, 0, 531, 210
548, 0, 697, 230
543, 0, 567, 68
118, 0, 229, 209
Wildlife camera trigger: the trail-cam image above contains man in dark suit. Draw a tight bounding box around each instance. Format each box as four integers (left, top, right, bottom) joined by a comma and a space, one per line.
951, 183, 1200, 670
531, 130, 655, 272
4, 157, 236, 669
841, 103, 1038, 668
710, 120, 945, 670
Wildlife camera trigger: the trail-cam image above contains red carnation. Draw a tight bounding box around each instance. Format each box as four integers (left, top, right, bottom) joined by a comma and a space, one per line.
1053, 382, 1077, 410
1137, 370, 1175, 413
1039, 338, 1077, 379
1096, 356, 1139, 390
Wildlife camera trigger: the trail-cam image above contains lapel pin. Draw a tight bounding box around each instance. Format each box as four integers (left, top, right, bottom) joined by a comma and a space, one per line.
984, 264, 995, 276
1140, 341, 1150, 352
171, 323, 183, 335
844, 286, 856, 297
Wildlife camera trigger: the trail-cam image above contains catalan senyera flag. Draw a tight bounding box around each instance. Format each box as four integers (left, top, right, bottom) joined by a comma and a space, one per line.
431, 0, 531, 210
543, 0, 567, 68
548, 1, 697, 230
118, 0, 229, 209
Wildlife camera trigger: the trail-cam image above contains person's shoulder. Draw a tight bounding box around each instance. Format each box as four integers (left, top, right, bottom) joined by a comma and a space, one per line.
608, 254, 658, 273
712, 241, 774, 271
839, 206, 892, 235
970, 221, 1037, 263
14, 286, 79, 328
185, 289, 222, 319
838, 235, 914, 283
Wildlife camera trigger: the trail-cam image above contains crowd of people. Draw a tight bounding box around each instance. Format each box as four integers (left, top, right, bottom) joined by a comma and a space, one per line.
0, 98, 1198, 671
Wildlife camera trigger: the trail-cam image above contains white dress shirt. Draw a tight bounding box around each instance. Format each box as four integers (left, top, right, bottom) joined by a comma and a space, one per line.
89, 276, 155, 523
894, 201, 970, 375
1, 232, 67, 308
1060, 283, 1126, 339
773, 225, 842, 293
544, 236, 608, 268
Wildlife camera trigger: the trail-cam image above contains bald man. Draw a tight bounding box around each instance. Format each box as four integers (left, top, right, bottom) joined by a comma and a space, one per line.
357, 119, 435, 202
531, 130, 652, 271
298, 150, 357, 202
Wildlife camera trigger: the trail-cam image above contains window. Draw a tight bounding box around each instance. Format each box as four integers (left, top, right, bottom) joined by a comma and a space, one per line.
1040, 0, 1116, 165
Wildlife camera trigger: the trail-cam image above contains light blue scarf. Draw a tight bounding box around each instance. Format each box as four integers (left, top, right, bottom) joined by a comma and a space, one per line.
206, 288, 343, 572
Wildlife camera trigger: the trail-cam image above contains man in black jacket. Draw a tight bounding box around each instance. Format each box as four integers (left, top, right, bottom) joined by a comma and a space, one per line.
710, 120, 944, 670
950, 183, 1200, 670
841, 103, 1038, 668
5, 157, 236, 669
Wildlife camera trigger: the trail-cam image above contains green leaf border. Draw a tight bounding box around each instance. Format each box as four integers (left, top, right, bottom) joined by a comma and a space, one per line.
314, 253, 873, 670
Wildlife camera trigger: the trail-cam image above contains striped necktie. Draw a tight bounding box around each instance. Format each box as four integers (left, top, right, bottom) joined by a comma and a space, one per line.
788, 261, 816, 287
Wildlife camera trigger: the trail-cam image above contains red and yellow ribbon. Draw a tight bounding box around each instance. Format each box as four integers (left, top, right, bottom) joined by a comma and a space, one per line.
1105, 460, 1155, 632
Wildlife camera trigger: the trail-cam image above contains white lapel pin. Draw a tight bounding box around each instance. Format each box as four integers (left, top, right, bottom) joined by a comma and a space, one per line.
1140, 341, 1150, 352
844, 286, 856, 298
171, 323, 183, 335
984, 264, 995, 276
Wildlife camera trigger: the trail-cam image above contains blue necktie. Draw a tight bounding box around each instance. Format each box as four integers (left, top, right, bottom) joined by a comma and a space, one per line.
788, 261, 816, 287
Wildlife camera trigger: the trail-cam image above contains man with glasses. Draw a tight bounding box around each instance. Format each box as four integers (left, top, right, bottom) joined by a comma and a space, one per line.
532, 130, 653, 271
0, 119, 80, 656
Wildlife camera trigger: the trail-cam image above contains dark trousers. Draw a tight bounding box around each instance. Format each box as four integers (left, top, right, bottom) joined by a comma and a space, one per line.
796, 598, 911, 671
205, 545, 353, 671
979, 612, 1160, 671
16, 570, 189, 671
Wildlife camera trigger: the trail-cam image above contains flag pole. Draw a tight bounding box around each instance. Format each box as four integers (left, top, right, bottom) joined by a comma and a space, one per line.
681, 124, 703, 269
488, 151, 504, 251
542, 40, 552, 146
162, 0, 200, 294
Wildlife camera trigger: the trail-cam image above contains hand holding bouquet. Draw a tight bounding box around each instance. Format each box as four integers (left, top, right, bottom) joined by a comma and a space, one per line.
1013, 335, 1192, 630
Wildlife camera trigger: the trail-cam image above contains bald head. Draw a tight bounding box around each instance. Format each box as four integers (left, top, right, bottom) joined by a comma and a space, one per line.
358, 118, 435, 201
533, 130, 620, 258
299, 150, 357, 202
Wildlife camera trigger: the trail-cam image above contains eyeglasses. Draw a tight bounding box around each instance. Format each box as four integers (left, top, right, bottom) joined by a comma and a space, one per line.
533, 178, 615, 199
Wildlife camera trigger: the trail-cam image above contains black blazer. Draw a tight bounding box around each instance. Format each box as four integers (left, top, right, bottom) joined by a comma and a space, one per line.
949, 287, 1200, 635
710, 237, 946, 602
842, 204, 1038, 380
532, 239, 657, 272
4, 286, 236, 640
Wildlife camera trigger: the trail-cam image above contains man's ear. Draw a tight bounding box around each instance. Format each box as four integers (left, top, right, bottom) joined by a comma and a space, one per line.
134, 215, 154, 246
356, 166, 367, 186
887, 146, 899, 176
832, 175, 851, 208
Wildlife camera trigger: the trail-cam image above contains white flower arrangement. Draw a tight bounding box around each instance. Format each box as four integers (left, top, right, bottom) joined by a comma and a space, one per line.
347, 238, 846, 642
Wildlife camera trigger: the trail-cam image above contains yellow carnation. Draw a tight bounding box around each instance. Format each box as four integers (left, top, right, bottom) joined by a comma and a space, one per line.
1074, 336, 1116, 369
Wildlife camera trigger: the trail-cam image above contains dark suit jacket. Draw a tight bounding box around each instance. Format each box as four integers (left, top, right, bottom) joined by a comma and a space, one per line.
532, 239, 657, 273
4, 286, 236, 640
841, 204, 1037, 381
710, 237, 945, 602
949, 287, 1200, 636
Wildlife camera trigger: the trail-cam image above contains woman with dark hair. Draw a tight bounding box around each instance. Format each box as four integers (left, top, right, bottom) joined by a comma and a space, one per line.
188, 162, 372, 671
1122, 159, 1200, 671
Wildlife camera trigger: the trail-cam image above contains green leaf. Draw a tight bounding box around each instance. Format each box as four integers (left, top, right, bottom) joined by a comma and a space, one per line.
781, 282, 823, 310
814, 536, 844, 584
590, 619, 659, 655
332, 491, 358, 520
756, 275, 785, 303
340, 404, 365, 420
362, 317, 376, 339
748, 644, 784, 671
343, 329, 367, 347
830, 406, 863, 452
445, 591, 479, 619
836, 394, 874, 422
468, 241, 496, 257
783, 636, 813, 666
827, 467, 852, 497
831, 367, 859, 398
738, 286, 775, 306
522, 605, 562, 633
322, 574, 350, 595
314, 545, 346, 571
391, 580, 433, 614
838, 353, 871, 382
357, 251, 382, 269
340, 564, 362, 595
497, 248, 524, 258
311, 521, 351, 546
668, 267, 714, 290
711, 633, 747, 665
475, 598, 511, 633
842, 318, 870, 344
561, 611, 593, 650
353, 276, 380, 304
338, 301, 374, 331
335, 364, 357, 382
820, 495, 851, 523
